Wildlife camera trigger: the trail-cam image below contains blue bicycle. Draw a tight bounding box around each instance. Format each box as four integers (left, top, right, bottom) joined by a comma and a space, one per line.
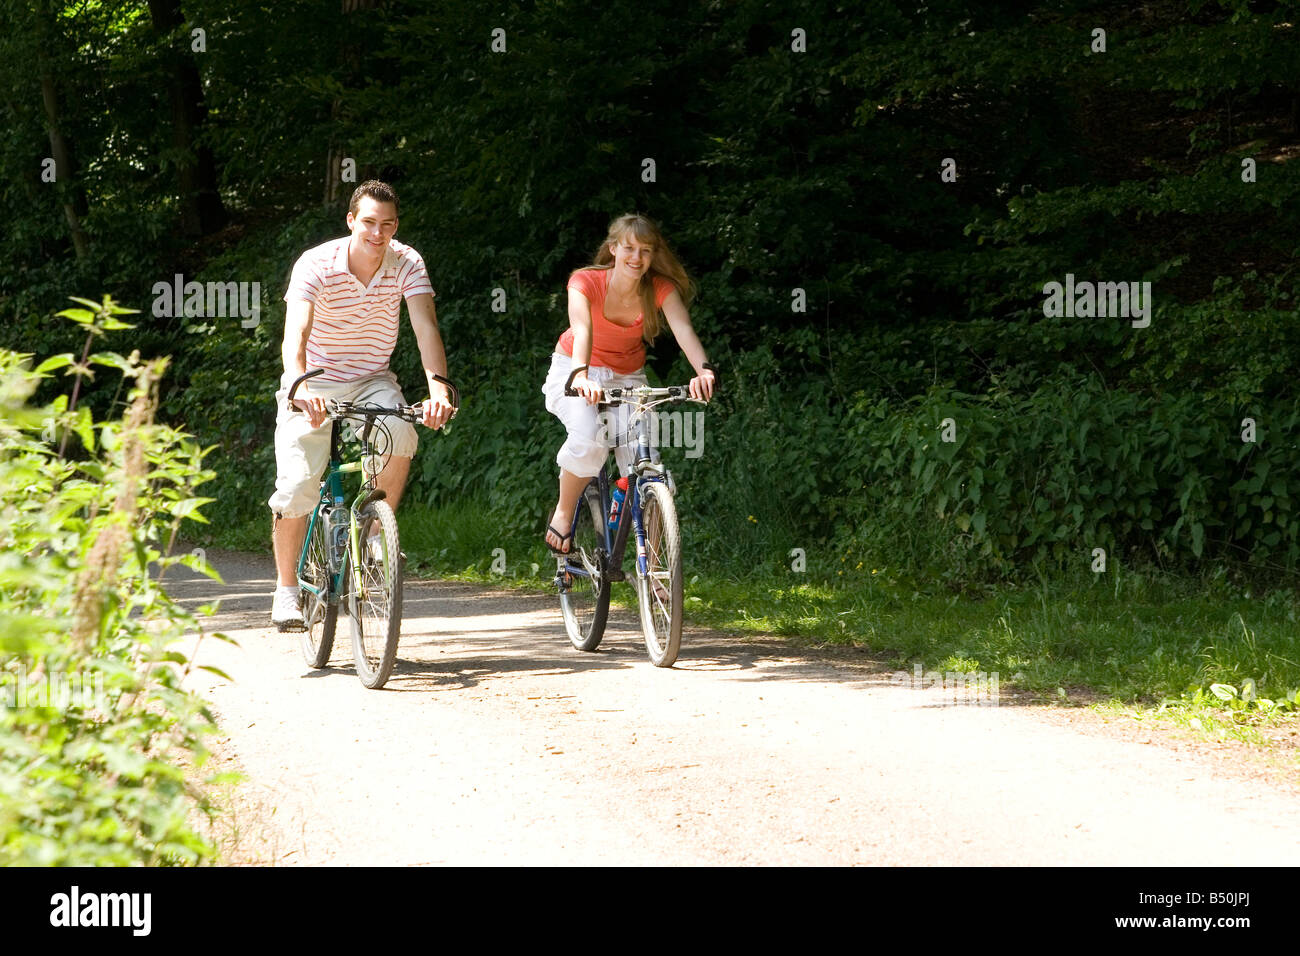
555, 368, 713, 667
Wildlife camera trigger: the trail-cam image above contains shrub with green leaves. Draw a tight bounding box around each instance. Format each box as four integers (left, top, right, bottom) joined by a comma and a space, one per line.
0, 297, 226, 865
834, 372, 1300, 582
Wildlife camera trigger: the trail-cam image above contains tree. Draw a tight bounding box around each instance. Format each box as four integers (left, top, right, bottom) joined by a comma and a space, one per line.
33, 0, 90, 258
147, 0, 227, 236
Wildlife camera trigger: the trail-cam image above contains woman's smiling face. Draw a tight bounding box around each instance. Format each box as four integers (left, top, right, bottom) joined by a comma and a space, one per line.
609, 232, 654, 282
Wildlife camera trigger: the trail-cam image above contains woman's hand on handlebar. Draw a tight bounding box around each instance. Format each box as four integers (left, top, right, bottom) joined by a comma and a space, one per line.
570, 369, 603, 406
689, 366, 716, 402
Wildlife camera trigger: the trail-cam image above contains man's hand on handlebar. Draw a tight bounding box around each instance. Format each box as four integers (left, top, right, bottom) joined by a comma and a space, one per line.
419, 390, 456, 429
292, 389, 330, 428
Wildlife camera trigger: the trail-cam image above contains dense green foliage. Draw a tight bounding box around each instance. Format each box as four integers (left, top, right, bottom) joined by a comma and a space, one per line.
0, 300, 222, 864
835, 379, 1300, 581
6, 0, 1300, 583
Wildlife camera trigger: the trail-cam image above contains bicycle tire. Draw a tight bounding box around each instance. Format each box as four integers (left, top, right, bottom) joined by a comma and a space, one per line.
636, 479, 683, 667
299, 508, 337, 668
559, 482, 611, 652
348, 500, 402, 689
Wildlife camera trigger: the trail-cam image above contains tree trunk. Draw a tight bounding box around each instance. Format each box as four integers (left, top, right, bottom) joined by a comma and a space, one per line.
324, 0, 383, 206
147, 0, 227, 236
33, 2, 89, 258
324, 98, 344, 206
38, 70, 89, 259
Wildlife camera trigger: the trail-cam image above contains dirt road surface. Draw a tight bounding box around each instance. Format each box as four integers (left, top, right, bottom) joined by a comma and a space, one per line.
172, 549, 1300, 866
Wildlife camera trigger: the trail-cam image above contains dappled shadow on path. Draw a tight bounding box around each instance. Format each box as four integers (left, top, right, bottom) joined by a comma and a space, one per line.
165, 548, 1034, 708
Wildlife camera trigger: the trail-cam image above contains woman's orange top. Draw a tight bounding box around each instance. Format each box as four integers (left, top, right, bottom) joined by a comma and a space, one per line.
557, 268, 675, 374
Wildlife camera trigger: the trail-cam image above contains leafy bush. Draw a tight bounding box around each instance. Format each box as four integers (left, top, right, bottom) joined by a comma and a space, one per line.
833, 372, 1300, 582
0, 298, 225, 865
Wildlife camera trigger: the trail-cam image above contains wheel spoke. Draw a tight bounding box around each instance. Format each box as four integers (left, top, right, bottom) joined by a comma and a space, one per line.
299, 508, 337, 668
559, 482, 610, 652
637, 481, 682, 667
348, 502, 402, 688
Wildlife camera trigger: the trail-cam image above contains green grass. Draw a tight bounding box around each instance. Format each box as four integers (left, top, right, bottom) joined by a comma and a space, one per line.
213, 497, 1300, 733
681, 568, 1300, 706
211, 514, 272, 553
1093, 699, 1276, 748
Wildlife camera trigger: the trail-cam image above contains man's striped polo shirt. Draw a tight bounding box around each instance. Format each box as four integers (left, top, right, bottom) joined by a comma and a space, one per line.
284, 236, 434, 382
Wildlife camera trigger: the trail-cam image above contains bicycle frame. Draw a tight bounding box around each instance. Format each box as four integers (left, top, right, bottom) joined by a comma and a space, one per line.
285, 366, 460, 685
565, 401, 672, 586
556, 367, 713, 666
294, 416, 387, 606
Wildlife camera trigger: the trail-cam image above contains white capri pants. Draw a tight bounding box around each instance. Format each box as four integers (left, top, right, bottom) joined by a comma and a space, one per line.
268, 369, 418, 519
541, 352, 658, 478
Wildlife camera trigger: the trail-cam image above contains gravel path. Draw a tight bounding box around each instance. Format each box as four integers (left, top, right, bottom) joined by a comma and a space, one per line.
171, 549, 1300, 866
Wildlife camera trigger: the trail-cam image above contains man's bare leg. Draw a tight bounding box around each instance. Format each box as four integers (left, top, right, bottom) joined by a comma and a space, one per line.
374, 454, 410, 511
274, 457, 409, 586
273, 514, 307, 587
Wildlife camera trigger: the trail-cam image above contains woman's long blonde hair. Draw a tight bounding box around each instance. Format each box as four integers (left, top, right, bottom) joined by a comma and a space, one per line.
585, 214, 695, 344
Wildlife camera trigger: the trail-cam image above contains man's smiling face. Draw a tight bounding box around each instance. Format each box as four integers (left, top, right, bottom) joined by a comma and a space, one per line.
347, 196, 398, 257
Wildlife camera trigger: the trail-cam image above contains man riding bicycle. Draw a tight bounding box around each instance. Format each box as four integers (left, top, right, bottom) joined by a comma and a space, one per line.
268, 180, 454, 630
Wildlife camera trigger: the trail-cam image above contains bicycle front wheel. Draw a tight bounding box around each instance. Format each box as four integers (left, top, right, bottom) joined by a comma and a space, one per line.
348, 500, 402, 689
300, 508, 337, 668
559, 482, 610, 652
636, 479, 683, 667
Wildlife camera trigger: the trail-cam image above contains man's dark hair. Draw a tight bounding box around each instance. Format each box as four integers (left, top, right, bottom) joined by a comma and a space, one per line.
349, 180, 399, 216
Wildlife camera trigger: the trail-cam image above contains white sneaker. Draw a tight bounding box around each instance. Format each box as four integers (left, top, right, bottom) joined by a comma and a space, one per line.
271, 587, 305, 631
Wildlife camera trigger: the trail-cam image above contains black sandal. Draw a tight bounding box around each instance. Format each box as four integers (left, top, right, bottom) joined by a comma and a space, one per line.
546, 523, 574, 555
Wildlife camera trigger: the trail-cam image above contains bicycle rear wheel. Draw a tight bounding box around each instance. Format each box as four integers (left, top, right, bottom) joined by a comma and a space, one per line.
636, 479, 683, 667
559, 482, 610, 652
299, 508, 337, 668
348, 500, 402, 689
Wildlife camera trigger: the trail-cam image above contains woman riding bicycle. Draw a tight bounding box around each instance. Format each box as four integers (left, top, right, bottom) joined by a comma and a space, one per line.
542, 214, 715, 554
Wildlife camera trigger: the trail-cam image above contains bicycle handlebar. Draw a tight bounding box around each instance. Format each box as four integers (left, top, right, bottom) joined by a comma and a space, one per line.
325, 400, 426, 424
564, 362, 719, 402
598, 385, 707, 407
428, 373, 461, 410
286, 367, 325, 404
286, 368, 461, 418
562, 365, 589, 396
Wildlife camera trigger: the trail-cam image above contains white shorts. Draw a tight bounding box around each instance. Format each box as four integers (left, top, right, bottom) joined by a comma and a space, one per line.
541, 352, 657, 478
268, 369, 418, 519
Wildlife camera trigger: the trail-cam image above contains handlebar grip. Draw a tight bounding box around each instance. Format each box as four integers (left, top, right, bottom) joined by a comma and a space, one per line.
431, 373, 461, 411
563, 365, 590, 397
287, 368, 325, 405
703, 362, 719, 391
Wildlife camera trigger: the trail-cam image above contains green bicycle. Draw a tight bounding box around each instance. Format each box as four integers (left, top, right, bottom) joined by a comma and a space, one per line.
287, 368, 459, 689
